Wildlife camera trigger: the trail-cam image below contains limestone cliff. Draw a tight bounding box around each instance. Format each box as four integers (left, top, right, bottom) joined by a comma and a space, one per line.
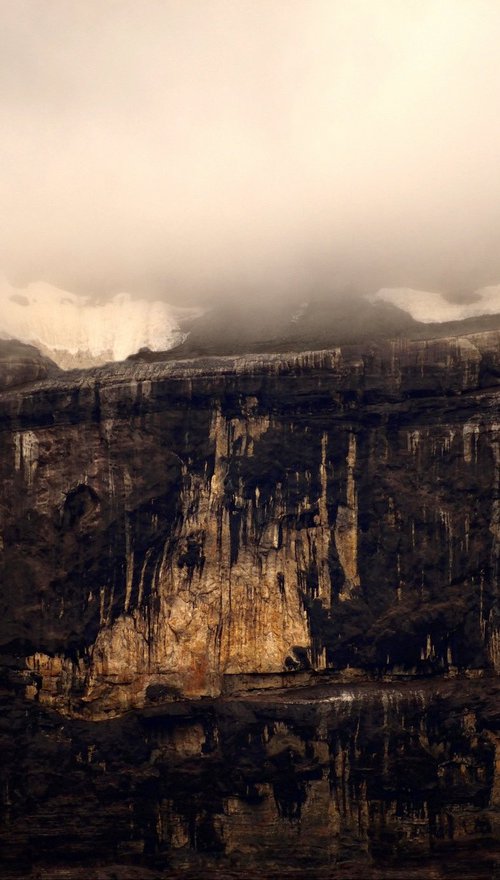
1, 331, 500, 716
1, 679, 500, 878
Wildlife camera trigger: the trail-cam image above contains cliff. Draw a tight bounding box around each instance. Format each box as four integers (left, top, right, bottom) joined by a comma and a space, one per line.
1, 678, 500, 879
1, 330, 499, 718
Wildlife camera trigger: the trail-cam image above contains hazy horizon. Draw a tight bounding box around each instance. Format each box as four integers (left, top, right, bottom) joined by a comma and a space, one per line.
2, 1, 500, 306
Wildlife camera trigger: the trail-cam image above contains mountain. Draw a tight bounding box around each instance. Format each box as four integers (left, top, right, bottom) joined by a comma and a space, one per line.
131, 289, 500, 362
3, 278, 500, 370
0, 279, 196, 368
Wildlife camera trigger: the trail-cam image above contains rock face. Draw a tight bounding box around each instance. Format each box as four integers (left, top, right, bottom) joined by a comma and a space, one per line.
1, 330, 500, 717
2, 328, 500, 878
1, 679, 500, 878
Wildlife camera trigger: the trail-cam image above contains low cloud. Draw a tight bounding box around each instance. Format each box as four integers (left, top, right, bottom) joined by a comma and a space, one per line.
1, 1, 500, 304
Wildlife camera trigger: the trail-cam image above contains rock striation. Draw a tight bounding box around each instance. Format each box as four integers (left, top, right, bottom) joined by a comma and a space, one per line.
1, 330, 500, 718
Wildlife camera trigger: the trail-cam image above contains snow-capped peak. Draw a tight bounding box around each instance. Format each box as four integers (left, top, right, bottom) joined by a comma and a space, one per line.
370, 286, 500, 324
0, 278, 200, 368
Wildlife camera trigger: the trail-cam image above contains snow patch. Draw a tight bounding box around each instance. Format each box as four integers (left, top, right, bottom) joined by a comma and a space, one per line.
370, 286, 500, 323
290, 301, 309, 323
0, 279, 201, 368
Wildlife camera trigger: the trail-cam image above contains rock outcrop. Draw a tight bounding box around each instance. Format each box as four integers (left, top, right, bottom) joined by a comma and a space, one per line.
1, 330, 499, 717
0, 339, 60, 390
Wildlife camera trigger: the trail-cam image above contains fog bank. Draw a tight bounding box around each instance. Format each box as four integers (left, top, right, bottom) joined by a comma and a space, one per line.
2, 1, 500, 303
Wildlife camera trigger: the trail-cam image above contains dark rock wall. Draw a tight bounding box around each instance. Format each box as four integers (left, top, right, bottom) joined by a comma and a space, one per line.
0, 334, 499, 714
1, 680, 500, 878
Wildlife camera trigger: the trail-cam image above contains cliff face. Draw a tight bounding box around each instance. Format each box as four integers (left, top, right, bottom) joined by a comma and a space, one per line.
1, 331, 500, 716
1, 679, 500, 879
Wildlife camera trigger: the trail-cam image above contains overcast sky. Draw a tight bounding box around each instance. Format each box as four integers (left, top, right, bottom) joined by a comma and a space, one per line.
1, 0, 500, 304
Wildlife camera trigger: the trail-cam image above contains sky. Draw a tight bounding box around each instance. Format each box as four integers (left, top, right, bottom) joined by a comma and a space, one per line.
2, 0, 500, 305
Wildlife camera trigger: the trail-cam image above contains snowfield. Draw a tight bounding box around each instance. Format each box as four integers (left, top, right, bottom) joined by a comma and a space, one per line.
370, 286, 500, 323
0, 279, 199, 368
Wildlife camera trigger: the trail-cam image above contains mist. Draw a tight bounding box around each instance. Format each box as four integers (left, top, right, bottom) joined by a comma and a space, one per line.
2, 0, 500, 305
